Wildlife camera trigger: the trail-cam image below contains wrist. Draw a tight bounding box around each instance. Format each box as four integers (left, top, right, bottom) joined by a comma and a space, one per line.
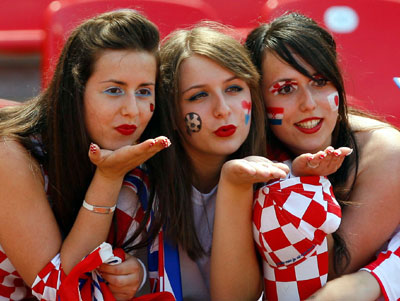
82, 200, 116, 214
136, 258, 147, 291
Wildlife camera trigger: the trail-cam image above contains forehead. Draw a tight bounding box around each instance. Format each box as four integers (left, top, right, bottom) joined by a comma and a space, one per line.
178, 54, 235, 88
262, 51, 317, 86
90, 49, 156, 80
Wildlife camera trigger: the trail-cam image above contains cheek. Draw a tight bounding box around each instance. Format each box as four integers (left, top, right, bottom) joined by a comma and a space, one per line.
266, 107, 284, 126
184, 112, 202, 133
241, 100, 252, 125
326, 91, 339, 111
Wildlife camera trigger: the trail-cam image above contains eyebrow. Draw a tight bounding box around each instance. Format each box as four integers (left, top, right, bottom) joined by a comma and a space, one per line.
181, 76, 239, 94
99, 79, 155, 87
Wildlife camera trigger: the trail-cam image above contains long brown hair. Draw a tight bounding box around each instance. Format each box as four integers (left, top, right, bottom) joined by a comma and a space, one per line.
145, 23, 267, 260
0, 9, 160, 237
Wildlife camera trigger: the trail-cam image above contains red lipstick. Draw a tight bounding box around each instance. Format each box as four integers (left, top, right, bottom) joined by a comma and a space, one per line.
214, 125, 237, 137
116, 124, 137, 136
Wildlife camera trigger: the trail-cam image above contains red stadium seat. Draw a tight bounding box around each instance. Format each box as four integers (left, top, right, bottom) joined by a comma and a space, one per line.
261, 0, 400, 127
0, 0, 54, 54
41, 0, 267, 87
41, 0, 220, 86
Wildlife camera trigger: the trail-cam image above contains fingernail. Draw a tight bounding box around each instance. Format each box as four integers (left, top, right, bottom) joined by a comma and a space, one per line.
319, 153, 327, 159
149, 139, 155, 147
346, 148, 354, 156
90, 143, 97, 154
326, 149, 333, 155
307, 155, 314, 161
163, 138, 171, 148
334, 150, 341, 157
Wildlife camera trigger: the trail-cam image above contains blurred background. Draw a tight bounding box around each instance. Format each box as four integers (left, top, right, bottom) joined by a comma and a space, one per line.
1, 0, 400, 125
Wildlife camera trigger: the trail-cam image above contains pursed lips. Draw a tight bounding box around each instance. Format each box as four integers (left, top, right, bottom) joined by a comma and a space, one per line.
115, 124, 137, 135
214, 124, 237, 137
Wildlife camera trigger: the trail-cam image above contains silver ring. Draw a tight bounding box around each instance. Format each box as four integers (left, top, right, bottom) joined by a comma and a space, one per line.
306, 161, 320, 168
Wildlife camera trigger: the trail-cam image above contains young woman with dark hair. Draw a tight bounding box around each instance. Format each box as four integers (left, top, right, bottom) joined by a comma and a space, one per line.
0, 9, 170, 300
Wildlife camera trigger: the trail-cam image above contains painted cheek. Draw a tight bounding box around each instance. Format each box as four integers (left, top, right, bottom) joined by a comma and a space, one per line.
184, 112, 202, 133
241, 100, 252, 125
327, 91, 339, 111
266, 107, 284, 125
150, 103, 155, 112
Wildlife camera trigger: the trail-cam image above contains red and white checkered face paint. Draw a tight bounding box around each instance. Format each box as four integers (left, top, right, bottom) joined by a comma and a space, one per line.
269, 80, 298, 96
327, 91, 339, 111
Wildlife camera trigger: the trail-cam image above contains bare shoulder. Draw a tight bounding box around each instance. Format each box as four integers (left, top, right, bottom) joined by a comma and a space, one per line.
349, 114, 400, 154
0, 137, 44, 191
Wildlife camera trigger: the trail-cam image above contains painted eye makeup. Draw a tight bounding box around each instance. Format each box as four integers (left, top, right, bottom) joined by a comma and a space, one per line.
269, 80, 298, 95
187, 91, 208, 102
311, 74, 329, 87
135, 88, 153, 98
103, 86, 125, 96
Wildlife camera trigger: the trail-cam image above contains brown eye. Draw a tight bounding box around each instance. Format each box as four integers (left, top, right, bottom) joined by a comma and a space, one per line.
278, 85, 296, 94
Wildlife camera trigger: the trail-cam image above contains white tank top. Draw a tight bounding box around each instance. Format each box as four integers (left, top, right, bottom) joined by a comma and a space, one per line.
180, 185, 217, 301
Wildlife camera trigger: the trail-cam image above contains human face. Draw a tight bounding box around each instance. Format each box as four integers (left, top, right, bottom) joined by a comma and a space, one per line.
262, 51, 339, 156
84, 50, 156, 150
179, 54, 252, 162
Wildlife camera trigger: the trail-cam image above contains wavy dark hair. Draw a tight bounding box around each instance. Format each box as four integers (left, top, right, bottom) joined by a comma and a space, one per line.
0, 9, 160, 238
144, 23, 267, 260
245, 12, 359, 273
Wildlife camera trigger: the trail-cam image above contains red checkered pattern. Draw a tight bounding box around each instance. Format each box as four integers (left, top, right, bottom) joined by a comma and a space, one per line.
0, 245, 33, 300
362, 228, 400, 301
0, 168, 149, 300
253, 176, 341, 300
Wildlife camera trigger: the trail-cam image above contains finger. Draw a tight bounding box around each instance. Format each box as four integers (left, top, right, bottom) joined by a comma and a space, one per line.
337, 147, 353, 157
88, 143, 101, 165
98, 255, 137, 275
324, 146, 335, 155
102, 271, 140, 288
248, 161, 288, 180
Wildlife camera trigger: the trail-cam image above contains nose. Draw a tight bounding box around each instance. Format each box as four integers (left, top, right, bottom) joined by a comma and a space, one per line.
299, 88, 317, 112
213, 92, 231, 118
121, 93, 139, 117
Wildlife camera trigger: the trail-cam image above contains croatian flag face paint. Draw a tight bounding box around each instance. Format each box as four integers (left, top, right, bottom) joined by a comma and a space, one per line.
327, 91, 339, 111
394, 77, 400, 89
267, 107, 284, 125
241, 100, 252, 125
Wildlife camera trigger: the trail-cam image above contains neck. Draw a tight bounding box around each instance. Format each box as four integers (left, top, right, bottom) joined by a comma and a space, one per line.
190, 154, 226, 193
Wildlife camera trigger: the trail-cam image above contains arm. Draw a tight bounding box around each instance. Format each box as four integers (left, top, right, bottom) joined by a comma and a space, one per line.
308, 270, 380, 301
0, 137, 168, 290
333, 126, 400, 274
211, 156, 289, 300
315, 229, 400, 301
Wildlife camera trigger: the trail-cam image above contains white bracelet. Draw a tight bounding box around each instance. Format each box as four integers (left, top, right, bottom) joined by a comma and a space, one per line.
136, 258, 147, 291
82, 200, 116, 214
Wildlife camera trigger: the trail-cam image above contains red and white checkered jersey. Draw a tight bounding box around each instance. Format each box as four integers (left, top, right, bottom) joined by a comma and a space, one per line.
362, 227, 400, 301
0, 168, 148, 300
253, 176, 341, 300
